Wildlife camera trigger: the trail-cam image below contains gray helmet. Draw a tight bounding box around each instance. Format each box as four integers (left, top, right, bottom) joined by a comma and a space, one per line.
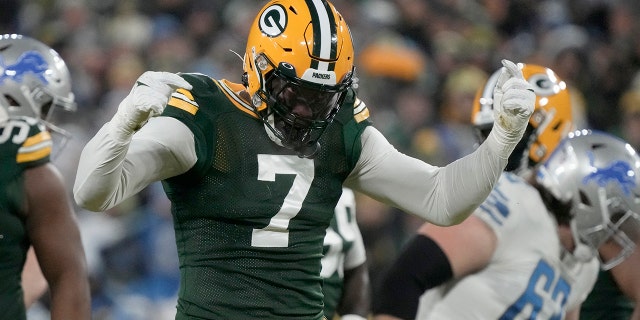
0, 34, 76, 134
536, 130, 640, 270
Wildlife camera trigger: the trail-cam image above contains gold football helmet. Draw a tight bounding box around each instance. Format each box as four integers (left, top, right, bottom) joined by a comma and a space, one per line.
471, 63, 573, 173
243, 0, 355, 158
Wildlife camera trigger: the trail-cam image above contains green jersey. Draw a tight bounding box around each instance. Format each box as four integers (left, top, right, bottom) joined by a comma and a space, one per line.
0, 117, 51, 320
161, 74, 371, 319
580, 270, 635, 320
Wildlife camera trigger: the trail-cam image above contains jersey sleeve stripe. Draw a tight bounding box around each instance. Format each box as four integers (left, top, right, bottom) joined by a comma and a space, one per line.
17, 141, 52, 163
353, 98, 366, 114
215, 80, 260, 118
168, 96, 198, 115
176, 88, 194, 100
353, 98, 370, 123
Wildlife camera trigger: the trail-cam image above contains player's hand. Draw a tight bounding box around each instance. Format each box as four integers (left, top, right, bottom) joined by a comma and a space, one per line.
110, 71, 192, 142
491, 59, 535, 145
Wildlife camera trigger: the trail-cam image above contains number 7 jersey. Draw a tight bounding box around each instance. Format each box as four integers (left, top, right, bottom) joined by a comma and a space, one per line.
160, 73, 371, 319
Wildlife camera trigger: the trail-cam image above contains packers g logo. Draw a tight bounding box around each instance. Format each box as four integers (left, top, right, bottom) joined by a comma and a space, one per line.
259, 4, 287, 37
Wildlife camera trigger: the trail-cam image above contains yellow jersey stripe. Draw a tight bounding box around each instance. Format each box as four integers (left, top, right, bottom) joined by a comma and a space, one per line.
353, 98, 369, 123
22, 131, 51, 148
176, 88, 194, 100
215, 80, 259, 119
354, 107, 370, 123
168, 97, 198, 115
17, 140, 52, 163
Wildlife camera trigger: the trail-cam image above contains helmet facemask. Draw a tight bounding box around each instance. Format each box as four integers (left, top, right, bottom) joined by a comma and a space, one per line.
252, 53, 353, 158
536, 130, 640, 270
572, 188, 640, 270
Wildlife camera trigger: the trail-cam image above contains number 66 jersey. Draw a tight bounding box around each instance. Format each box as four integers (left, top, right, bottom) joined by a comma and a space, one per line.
416, 173, 600, 320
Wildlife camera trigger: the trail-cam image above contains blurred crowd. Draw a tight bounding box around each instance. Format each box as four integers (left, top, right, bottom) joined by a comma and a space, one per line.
4, 0, 640, 319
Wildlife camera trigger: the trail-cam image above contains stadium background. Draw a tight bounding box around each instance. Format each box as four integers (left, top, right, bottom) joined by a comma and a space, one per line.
3, 0, 640, 318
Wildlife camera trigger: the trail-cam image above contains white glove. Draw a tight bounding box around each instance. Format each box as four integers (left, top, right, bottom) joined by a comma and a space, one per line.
488, 59, 535, 158
110, 71, 192, 142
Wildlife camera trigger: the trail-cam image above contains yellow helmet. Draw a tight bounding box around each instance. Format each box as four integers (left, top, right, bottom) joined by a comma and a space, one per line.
471, 63, 574, 172
243, 0, 355, 158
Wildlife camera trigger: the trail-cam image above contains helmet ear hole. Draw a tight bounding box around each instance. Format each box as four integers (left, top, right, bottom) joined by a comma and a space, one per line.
579, 190, 592, 207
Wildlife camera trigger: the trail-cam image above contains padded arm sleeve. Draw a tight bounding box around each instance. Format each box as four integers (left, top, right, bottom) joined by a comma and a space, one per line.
373, 234, 453, 319
73, 117, 196, 211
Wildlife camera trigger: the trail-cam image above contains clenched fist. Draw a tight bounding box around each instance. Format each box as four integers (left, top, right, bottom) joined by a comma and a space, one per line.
110, 71, 192, 142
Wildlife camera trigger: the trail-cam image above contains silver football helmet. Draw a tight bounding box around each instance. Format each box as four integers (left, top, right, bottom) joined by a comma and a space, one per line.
536, 130, 640, 270
0, 34, 76, 140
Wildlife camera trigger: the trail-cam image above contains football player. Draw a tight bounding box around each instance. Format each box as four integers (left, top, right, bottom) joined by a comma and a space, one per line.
0, 34, 90, 319
73, 0, 535, 318
373, 64, 599, 320
321, 188, 369, 320
538, 130, 640, 320
579, 87, 640, 320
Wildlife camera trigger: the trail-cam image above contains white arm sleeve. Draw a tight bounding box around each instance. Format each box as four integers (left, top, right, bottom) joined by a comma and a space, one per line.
73, 117, 197, 212
344, 126, 507, 226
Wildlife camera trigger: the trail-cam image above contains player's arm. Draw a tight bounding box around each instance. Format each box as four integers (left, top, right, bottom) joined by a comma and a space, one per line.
345, 60, 534, 226
23, 163, 91, 319
336, 207, 370, 319
373, 216, 496, 320
606, 247, 640, 320
74, 117, 196, 211
74, 72, 195, 212
21, 246, 48, 308
337, 263, 370, 320
565, 306, 580, 320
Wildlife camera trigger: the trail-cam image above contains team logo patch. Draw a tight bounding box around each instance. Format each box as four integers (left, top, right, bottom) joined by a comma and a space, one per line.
259, 4, 287, 37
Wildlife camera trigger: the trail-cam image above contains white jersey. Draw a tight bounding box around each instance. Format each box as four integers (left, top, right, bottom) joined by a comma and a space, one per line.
416, 172, 599, 320
321, 188, 366, 278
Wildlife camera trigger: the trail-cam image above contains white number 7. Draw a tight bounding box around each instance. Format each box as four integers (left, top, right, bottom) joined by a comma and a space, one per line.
251, 154, 315, 248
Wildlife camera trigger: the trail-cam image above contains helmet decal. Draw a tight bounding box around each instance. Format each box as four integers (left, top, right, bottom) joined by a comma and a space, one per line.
306, 0, 338, 71
0, 50, 50, 85
259, 4, 287, 37
583, 152, 636, 196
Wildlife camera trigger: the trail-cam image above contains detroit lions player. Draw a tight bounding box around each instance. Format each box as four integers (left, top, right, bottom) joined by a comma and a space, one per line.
73, 0, 535, 318
0, 34, 90, 320
373, 64, 602, 320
